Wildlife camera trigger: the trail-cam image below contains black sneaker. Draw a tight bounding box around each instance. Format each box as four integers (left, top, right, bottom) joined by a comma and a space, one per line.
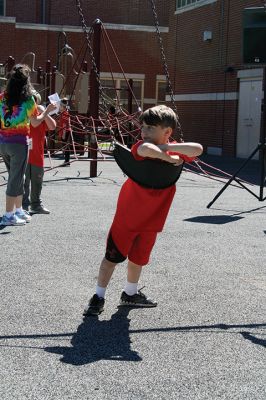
83, 294, 105, 316
30, 206, 50, 214
119, 289, 157, 308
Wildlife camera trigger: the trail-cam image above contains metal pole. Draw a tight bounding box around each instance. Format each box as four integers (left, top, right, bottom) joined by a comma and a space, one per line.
89, 19, 101, 178
45, 60, 51, 102
51, 65, 57, 94
206, 144, 261, 208
207, 66, 266, 208
37, 66, 42, 85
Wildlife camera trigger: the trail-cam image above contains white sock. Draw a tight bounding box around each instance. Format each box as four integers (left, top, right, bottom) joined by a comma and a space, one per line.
5, 211, 13, 218
16, 207, 23, 213
124, 282, 138, 296
96, 285, 106, 299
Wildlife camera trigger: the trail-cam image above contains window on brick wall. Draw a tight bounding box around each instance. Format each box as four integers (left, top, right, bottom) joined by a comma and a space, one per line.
0, 0, 5, 16
176, 0, 217, 12
101, 78, 144, 112
156, 81, 167, 105
120, 79, 143, 112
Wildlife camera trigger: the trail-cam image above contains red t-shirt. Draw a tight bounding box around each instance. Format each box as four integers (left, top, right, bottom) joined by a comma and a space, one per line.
28, 121, 47, 167
58, 110, 71, 139
112, 141, 176, 233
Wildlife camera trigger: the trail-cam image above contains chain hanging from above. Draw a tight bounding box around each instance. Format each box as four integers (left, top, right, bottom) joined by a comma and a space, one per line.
149, 0, 183, 140
75, 0, 109, 113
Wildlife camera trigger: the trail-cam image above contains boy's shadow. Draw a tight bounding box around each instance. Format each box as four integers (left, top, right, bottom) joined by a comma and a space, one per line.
44, 307, 142, 365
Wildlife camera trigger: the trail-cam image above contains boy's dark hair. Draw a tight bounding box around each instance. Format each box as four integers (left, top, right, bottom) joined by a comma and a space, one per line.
5, 64, 34, 107
60, 97, 68, 105
139, 105, 177, 130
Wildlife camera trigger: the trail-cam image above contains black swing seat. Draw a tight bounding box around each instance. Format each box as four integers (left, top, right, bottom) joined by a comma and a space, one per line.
113, 142, 183, 189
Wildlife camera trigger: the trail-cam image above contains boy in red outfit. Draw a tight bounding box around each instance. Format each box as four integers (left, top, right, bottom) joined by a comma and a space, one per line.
23, 93, 56, 214
84, 105, 203, 316
58, 98, 72, 166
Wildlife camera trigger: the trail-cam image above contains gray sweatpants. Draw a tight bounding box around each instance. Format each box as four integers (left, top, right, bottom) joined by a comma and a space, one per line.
23, 163, 44, 209
0, 143, 28, 196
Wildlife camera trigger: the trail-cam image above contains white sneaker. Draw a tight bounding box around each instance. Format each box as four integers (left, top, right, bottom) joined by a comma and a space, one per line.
0, 214, 26, 226
15, 210, 31, 223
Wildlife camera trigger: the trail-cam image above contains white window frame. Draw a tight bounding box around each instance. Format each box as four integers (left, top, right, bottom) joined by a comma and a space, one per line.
156, 76, 167, 105
100, 75, 144, 111
175, 0, 217, 14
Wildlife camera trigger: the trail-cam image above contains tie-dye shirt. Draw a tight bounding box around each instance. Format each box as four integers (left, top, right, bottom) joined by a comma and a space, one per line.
0, 92, 38, 144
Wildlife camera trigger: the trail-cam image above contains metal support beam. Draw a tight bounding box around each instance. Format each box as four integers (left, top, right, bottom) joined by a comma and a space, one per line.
89, 20, 101, 178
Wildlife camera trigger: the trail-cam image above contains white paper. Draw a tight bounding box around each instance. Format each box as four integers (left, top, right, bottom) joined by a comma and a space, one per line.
48, 93, 61, 115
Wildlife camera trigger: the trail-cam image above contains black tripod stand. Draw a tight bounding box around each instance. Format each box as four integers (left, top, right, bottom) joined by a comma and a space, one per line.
207, 67, 266, 208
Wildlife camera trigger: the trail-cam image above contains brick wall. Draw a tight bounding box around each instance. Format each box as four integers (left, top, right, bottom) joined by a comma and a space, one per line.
1, 0, 265, 156
167, 0, 264, 155
5, 0, 169, 26
0, 19, 165, 102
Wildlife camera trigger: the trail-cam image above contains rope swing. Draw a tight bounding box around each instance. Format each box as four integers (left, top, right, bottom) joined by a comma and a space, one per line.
113, 142, 183, 189
75, 0, 184, 188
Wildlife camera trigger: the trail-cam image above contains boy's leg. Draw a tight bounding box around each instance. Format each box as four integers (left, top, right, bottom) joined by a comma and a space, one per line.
30, 165, 44, 211
83, 226, 128, 317
124, 261, 143, 295
83, 258, 117, 316
97, 257, 117, 288
119, 232, 158, 307
127, 260, 143, 283
64, 133, 70, 164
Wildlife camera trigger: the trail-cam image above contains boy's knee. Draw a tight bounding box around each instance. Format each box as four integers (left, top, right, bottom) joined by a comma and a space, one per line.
104, 251, 126, 264
105, 233, 127, 264
103, 257, 117, 268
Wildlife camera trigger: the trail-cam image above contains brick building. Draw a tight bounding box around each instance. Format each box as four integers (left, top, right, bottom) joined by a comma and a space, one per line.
167, 0, 266, 158
0, 0, 265, 157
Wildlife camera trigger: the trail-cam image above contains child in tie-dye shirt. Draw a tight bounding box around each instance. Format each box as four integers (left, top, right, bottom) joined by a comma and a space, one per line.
0, 64, 57, 226
0, 94, 37, 143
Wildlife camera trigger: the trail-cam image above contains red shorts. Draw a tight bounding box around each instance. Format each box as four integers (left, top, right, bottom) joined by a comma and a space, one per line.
105, 223, 157, 266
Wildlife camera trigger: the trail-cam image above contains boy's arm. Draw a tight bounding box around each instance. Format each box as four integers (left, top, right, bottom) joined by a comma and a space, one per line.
30, 103, 57, 127
158, 142, 203, 157
33, 104, 57, 130
137, 142, 183, 164
44, 114, 56, 130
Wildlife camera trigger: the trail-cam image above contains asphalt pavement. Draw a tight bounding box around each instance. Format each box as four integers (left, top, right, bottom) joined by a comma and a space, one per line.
0, 154, 265, 400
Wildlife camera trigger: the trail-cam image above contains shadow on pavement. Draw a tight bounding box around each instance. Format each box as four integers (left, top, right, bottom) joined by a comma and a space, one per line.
0, 321, 265, 364
185, 205, 266, 225
44, 307, 142, 365
38, 321, 266, 363
184, 215, 243, 224
240, 331, 266, 348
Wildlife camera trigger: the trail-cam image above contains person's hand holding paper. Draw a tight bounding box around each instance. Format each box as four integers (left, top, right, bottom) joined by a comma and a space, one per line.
48, 93, 61, 115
